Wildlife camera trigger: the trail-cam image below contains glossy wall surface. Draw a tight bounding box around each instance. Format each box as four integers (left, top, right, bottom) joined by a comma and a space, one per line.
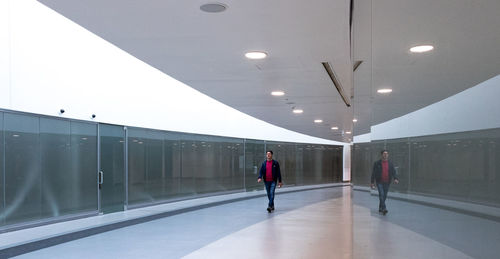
0, 110, 343, 229
0, 112, 98, 227
352, 128, 500, 207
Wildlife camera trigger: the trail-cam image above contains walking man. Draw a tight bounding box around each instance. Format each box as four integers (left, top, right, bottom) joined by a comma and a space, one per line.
371, 150, 399, 215
258, 150, 283, 212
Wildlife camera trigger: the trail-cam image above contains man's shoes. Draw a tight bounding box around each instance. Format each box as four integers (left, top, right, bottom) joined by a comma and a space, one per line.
382, 209, 388, 215
267, 207, 272, 213
271, 206, 275, 211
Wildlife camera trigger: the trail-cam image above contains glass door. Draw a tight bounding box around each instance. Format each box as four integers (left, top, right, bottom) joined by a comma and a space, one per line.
99, 124, 126, 214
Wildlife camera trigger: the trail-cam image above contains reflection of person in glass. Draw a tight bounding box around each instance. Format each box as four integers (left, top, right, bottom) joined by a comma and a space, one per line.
257, 150, 283, 213
371, 150, 399, 215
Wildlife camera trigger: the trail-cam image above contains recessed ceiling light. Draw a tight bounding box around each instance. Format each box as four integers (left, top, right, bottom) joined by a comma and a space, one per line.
345, 131, 352, 134
314, 119, 323, 123
200, 3, 228, 13
377, 88, 393, 94
331, 127, 338, 130
245, 51, 267, 60
410, 45, 434, 53
353, 119, 358, 122
271, 91, 285, 96
293, 109, 303, 114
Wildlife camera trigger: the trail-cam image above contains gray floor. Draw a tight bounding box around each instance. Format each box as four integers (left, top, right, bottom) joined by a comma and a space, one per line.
12, 187, 500, 258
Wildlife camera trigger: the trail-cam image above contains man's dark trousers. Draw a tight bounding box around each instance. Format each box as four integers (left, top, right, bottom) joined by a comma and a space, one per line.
264, 181, 277, 208
377, 182, 390, 211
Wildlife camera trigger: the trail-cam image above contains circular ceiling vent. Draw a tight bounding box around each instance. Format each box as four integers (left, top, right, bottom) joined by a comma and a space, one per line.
200, 3, 227, 13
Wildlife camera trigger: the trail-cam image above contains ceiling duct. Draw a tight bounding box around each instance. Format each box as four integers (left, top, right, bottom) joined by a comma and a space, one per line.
322, 62, 351, 107
353, 60, 363, 71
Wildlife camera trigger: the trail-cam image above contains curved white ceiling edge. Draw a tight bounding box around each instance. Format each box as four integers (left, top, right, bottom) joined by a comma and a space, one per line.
1, 0, 345, 146
369, 74, 500, 141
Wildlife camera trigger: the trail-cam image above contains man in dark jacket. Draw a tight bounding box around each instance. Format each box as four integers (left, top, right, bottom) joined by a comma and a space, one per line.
371, 150, 399, 215
258, 150, 283, 212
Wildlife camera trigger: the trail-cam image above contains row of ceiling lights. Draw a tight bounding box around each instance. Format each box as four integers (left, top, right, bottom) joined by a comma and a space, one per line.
203, 4, 433, 140
246, 52, 354, 135
245, 47, 433, 138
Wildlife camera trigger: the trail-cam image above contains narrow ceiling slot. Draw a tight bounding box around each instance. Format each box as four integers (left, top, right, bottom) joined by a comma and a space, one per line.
322, 62, 351, 107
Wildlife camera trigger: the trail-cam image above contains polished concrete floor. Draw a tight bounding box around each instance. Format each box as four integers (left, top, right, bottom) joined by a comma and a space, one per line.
11, 186, 500, 258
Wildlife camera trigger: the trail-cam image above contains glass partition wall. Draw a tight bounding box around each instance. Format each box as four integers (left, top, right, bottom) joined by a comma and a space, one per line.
0, 109, 344, 230
352, 128, 500, 207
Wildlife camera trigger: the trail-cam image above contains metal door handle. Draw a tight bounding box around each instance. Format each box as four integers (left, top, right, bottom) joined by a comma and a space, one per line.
99, 171, 103, 184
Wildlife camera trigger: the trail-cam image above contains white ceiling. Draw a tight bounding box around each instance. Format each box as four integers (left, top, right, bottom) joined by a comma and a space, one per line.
38, 0, 500, 141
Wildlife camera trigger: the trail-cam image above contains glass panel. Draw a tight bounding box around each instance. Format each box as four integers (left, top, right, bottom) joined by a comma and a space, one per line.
245, 139, 265, 191
128, 128, 148, 204
265, 142, 342, 186
409, 130, 500, 206
351, 143, 372, 186
40, 118, 71, 218
146, 130, 165, 201
0, 112, 4, 226
384, 138, 409, 193
3, 113, 41, 225
182, 135, 244, 195
70, 122, 98, 212
179, 136, 197, 196
100, 124, 125, 213
163, 132, 182, 198
39, 119, 97, 217
295, 144, 305, 185
282, 143, 296, 186
212, 137, 244, 192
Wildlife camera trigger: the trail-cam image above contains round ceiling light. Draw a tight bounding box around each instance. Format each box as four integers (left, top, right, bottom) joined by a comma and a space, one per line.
314, 119, 323, 123
292, 109, 303, 114
271, 91, 285, 96
245, 51, 268, 60
377, 88, 393, 94
353, 119, 358, 122
409, 45, 434, 53
331, 127, 338, 130
200, 3, 228, 13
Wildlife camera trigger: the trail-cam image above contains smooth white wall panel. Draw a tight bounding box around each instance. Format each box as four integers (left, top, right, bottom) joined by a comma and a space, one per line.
371, 75, 500, 140
2, 0, 344, 146
0, 0, 10, 106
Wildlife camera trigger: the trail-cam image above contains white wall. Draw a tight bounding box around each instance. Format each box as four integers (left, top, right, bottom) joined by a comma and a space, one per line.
365, 74, 500, 140
353, 132, 371, 143
0, 0, 10, 106
0, 0, 345, 146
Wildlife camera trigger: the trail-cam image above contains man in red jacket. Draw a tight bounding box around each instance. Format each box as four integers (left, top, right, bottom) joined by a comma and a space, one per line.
371, 150, 399, 215
258, 150, 283, 212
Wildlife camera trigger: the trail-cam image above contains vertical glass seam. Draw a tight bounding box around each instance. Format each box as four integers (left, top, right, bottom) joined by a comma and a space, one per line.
124, 126, 128, 210
408, 137, 411, 192
96, 124, 101, 213
2, 112, 5, 213
243, 139, 246, 190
